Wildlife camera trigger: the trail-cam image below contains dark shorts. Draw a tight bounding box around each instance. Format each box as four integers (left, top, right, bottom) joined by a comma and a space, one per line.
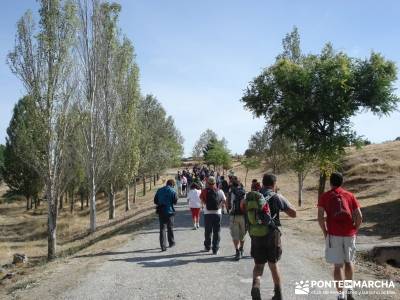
250, 229, 282, 264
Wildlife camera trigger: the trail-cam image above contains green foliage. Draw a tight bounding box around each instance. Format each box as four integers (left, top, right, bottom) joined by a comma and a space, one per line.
192, 129, 218, 158
2, 96, 44, 199
203, 139, 231, 169
242, 29, 399, 177
137, 95, 184, 176
0, 144, 5, 183
248, 125, 292, 173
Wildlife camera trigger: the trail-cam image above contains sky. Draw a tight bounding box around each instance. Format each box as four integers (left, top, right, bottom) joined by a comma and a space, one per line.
1, 1, 399, 157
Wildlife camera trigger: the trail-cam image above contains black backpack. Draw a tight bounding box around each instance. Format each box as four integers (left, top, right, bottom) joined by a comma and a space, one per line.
206, 188, 219, 210
221, 180, 229, 193
231, 187, 245, 215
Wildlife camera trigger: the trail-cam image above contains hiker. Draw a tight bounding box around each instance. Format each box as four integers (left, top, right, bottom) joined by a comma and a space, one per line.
154, 179, 178, 251
227, 176, 247, 260
176, 174, 182, 197
200, 176, 227, 254
246, 173, 296, 300
187, 183, 202, 229
318, 172, 362, 300
181, 174, 188, 197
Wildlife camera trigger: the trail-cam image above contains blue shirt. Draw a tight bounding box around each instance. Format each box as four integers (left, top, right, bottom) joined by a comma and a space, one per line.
154, 185, 178, 215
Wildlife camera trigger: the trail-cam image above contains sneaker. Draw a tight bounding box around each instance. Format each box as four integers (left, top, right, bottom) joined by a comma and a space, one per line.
203, 247, 210, 252
169, 243, 176, 248
212, 249, 219, 255
193, 226, 197, 230
234, 249, 241, 261
347, 290, 355, 300
161, 247, 167, 252
239, 247, 244, 258
251, 286, 261, 300
196, 223, 200, 228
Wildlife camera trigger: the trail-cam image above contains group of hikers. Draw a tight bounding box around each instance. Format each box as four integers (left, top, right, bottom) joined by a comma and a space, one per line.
154, 168, 363, 300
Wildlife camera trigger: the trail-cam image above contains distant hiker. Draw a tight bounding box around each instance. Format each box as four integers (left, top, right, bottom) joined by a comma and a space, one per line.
246, 173, 296, 300
227, 176, 247, 260
181, 174, 188, 197
318, 172, 362, 300
187, 183, 202, 229
200, 176, 227, 254
154, 179, 178, 251
176, 174, 182, 197
251, 179, 261, 191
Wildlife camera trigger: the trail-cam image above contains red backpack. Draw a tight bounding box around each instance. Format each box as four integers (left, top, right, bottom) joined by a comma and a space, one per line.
326, 191, 353, 224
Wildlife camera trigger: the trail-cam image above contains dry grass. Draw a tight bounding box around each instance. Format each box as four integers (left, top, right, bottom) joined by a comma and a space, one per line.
0, 176, 168, 266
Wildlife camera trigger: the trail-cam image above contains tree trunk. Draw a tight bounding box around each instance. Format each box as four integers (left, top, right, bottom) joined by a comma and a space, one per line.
133, 178, 137, 203
86, 194, 89, 208
37, 197, 41, 207
318, 172, 327, 200
89, 170, 96, 232
70, 191, 74, 215
34, 195, 38, 210
149, 176, 152, 191
154, 175, 156, 186
108, 183, 115, 220
125, 184, 130, 211
156, 173, 159, 181
26, 195, 30, 211
143, 176, 146, 196
80, 192, 84, 210
47, 183, 57, 260
30, 196, 33, 209
298, 172, 304, 207
65, 192, 68, 204
59, 193, 63, 210
245, 169, 248, 188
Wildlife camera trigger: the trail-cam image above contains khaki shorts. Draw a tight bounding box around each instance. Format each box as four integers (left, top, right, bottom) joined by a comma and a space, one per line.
325, 235, 356, 264
229, 215, 247, 241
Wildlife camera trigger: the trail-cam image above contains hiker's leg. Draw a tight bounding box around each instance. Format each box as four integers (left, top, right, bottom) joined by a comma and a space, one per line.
159, 215, 167, 250
344, 262, 354, 280
334, 264, 344, 293
268, 262, 281, 286
204, 214, 212, 250
167, 215, 175, 246
212, 214, 222, 251
233, 240, 240, 249
252, 263, 265, 288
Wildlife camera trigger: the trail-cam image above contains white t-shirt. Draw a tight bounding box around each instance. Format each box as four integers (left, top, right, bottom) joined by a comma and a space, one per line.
187, 189, 202, 208
203, 189, 226, 215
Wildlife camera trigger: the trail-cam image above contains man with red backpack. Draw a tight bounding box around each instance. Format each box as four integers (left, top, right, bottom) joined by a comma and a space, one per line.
200, 176, 226, 254
318, 172, 362, 300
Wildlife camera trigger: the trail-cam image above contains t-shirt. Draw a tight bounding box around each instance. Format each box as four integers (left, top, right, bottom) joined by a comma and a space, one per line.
200, 188, 226, 215
181, 176, 187, 185
187, 189, 201, 208
318, 187, 360, 237
259, 187, 291, 226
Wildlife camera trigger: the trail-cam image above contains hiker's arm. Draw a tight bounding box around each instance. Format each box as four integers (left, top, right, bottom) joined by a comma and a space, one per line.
279, 195, 296, 218
154, 192, 158, 205
240, 199, 246, 213
318, 207, 327, 238
353, 207, 363, 230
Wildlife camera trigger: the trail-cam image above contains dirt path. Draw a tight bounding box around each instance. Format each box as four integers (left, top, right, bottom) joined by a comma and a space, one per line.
5, 198, 398, 300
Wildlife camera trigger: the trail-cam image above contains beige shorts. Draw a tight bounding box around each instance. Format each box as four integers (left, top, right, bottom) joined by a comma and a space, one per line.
229, 215, 247, 241
325, 235, 356, 264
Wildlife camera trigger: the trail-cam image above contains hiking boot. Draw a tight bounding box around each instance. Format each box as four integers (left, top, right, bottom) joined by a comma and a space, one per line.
169, 242, 175, 248
272, 287, 282, 300
251, 286, 261, 300
203, 247, 210, 252
234, 249, 241, 261
161, 247, 167, 252
212, 249, 219, 255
